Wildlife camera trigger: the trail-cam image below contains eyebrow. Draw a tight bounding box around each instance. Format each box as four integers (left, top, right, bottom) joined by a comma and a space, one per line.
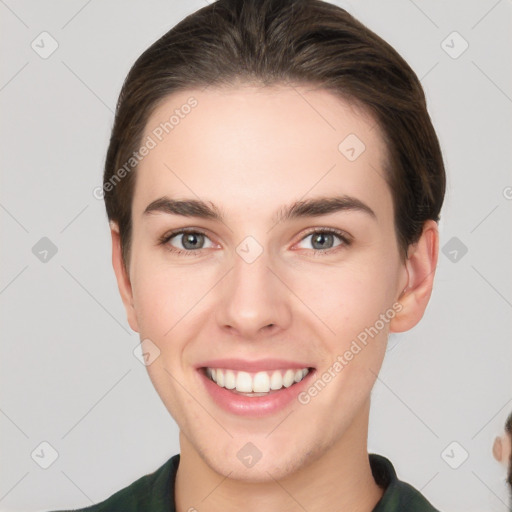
142, 195, 376, 224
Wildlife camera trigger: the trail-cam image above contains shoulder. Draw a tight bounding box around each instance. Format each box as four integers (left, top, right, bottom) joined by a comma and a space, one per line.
369, 453, 442, 512
45, 453, 180, 512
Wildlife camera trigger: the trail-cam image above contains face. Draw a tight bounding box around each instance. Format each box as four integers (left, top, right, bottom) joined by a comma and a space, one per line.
111, 84, 432, 481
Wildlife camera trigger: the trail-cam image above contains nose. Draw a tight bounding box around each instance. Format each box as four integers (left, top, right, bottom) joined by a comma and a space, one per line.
215, 244, 292, 339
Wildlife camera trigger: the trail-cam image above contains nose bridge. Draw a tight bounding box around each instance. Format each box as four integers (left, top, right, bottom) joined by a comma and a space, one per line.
217, 237, 290, 335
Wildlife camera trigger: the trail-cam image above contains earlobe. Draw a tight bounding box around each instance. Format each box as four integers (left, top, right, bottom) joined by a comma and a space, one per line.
390, 220, 439, 333
110, 221, 140, 333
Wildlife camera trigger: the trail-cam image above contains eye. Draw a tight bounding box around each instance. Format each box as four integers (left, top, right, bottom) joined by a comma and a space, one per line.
158, 229, 214, 256
295, 228, 351, 254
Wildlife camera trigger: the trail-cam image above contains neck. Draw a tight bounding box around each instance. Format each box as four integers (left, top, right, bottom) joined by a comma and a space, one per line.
175, 400, 384, 512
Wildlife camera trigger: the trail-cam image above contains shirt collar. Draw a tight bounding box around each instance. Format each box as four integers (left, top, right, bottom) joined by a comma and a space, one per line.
369, 453, 439, 511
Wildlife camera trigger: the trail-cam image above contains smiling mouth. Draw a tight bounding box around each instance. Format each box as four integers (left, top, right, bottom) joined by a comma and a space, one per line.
201, 366, 314, 396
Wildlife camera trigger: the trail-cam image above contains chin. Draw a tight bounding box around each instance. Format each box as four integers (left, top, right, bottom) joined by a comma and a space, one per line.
199, 438, 321, 483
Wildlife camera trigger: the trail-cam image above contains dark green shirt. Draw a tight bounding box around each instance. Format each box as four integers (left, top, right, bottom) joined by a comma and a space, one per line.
49, 453, 440, 511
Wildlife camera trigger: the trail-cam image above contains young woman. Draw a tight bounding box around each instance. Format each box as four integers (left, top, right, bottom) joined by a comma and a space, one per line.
52, 0, 445, 510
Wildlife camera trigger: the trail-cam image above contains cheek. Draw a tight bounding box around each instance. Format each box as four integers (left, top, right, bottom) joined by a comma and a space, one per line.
131, 259, 216, 347
290, 257, 399, 343
131, 266, 185, 341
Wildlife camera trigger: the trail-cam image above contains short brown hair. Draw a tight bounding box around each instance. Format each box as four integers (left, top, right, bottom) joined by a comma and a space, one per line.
103, 0, 446, 271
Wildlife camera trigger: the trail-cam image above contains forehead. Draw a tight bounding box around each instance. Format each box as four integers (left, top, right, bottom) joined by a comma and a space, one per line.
134, 85, 391, 221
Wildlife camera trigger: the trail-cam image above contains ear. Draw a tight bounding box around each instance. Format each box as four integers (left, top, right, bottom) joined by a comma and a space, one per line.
390, 220, 439, 333
110, 221, 139, 333
493, 436, 503, 462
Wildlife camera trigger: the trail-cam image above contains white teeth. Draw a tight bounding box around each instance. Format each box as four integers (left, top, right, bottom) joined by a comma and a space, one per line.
224, 369, 236, 390
216, 369, 225, 387
253, 371, 270, 392
205, 367, 310, 393
283, 369, 295, 388
236, 371, 253, 392
270, 370, 283, 390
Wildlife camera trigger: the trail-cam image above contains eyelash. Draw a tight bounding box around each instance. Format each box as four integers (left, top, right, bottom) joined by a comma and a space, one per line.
157, 227, 352, 257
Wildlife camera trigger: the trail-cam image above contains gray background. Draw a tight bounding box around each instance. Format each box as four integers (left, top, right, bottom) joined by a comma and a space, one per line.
1, 1, 511, 511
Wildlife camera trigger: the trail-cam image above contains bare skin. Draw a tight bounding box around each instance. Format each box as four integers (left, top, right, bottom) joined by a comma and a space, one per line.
110, 84, 439, 512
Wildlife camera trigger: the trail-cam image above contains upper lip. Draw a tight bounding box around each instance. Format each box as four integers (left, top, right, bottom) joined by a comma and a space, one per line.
196, 358, 314, 372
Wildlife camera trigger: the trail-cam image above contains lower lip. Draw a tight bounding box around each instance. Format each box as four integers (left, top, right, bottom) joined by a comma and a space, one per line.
198, 368, 316, 417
